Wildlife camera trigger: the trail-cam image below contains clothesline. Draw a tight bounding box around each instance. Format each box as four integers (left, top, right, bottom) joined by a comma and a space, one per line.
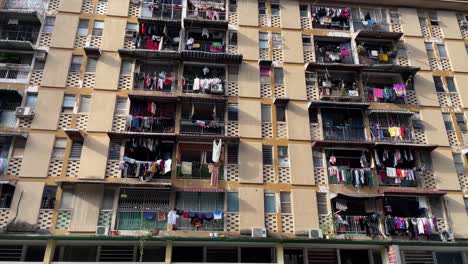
385, 216, 438, 239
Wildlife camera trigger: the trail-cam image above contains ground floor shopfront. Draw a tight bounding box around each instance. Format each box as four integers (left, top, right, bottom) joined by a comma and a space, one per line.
0, 236, 467, 263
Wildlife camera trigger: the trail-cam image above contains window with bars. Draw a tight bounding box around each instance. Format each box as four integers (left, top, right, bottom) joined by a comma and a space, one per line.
120, 60, 133, 75
261, 104, 272, 123
425, 42, 436, 58
114, 97, 127, 115
309, 108, 318, 123
227, 104, 238, 121
433, 76, 444, 92
437, 44, 447, 58
43, 17, 55, 33
228, 31, 238, 46
41, 186, 57, 209
62, 95, 75, 113
272, 33, 282, 49
262, 145, 273, 165
69, 56, 83, 72
273, 67, 284, 85
264, 192, 276, 213
25, 93, 37, 111
446, 77, 457, 93
456, 114, 467, 132
302, 34, 312, 47
77, 19, 89, 36
280, 192, 291, 214
299, 5, 308, 17
260, 66, 270, 84
258, 0, 267, 15
429, 11, 439, 25
453, 153, 465, 175
92, 20, 104, 36
316, 192, 328, 215
175, 192, 225, 211
227, 192, 238, 212
305, 71, 315, 85
108, 142, 121, 160
85, 58, 98, 73
78, 96, 91, 113
59, 189, 74, 210
276, 105, 286, 122
101, 189, 115, 210
443, 113, 454, 131
313, 150, 323, 168
227, 144, 238, 164
259, 32, 269, 49
277, 146, 289, 167
69, 141, 83, 159
52, 138, 67, 159
271, 3, 280, 16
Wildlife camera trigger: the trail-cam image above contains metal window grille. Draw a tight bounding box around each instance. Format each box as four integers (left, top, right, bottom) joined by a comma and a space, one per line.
69, 141, 83, 159
262, 145, 273, 165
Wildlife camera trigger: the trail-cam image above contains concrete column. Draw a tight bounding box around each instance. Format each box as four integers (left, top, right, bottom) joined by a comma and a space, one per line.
165, 240, 173, 264
276, 243, 284, 264
387, 245, 402, 264
43, 239, 57, 264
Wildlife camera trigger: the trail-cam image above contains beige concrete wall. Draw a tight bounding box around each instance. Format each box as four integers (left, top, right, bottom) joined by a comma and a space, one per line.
445, 194, 468, 238
41, 49, 73, 88
78, 136, 110, 179
69, 184, 103, 232
19, 133, 55, 178
284, 65, 307, 100
238, 141, 263, 184
9, 182, 45, 225
239, 62, 260, 98
446, 41, 468, 72
287, 102, 310, 141
58, 0, 83, 13
239, 100, 261, 138
406, 38, 430, 71
107, 0, 130, 17
280, 0, 300, 29
239, 187, 264, 231
238, 27, 259, 61
94, 53, 121, 90
292, 189, 319, 233
455, 74, 468, 108
87, 92, 116, 132
414, 71, 439, 107
101, 17, 127, 51
432, 149, 461, 191
238, 0, 258, 26
420, 109, 450, 146
283, 31, 304, 63
50, 14, 79, 49
398, 8, 422, 37
289, 143, 314, 185
439, 11, 462, 39
31, 89, 64, 130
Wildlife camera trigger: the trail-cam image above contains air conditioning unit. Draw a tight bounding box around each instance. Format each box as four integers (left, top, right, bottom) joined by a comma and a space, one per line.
308, 229, 323, 239
125, 30, 137, 38
440, 230, 454, 242
251, 228, 267, 238
96, 226, 110, 236
15, 107, 33, 118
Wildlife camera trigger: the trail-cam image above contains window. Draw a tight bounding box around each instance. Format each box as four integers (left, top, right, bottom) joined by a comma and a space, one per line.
313, 150, 323, 168
59, 189, 74, 210
418, 151, 433, 170
227, 104, 238, 121
276, 105, 286, 122
101, 189, 115, 210
77, 19, 89, 36
33, 61, 45, 70
227, 144, 238, 164
92, 20, 104, 36
62, 95, 75, 112
228, 65, 238, 81
446, 77, 457, 93
228, 31, 238, 46
126, 23, 137, 31
41, 186, 57, 209
78, 96, 91, 113
302, 34, 312, 46
114, 97, 127, 115
443, 113, 454, 131
456, 114, 467, 131
175, 192, 224, 211
119, 60, 133, 75
433, 76, 444, 92
42, 17, 55, 33
85, 58, 98, 72
309, 108, 318, 123
429, 11, 439, 25
69, 141, 83, 159
272, 33, 282, 49
258, 0, 266, 15
264, 192, 276, 213
0, 184, 15, 208
262, 145, 273, 165
277, 146, 289, 167
316, 192, 328, 215
259, 32, 269, 49
453, 153, 465, 175
25, 93, 37, 111
299, 5, 308, 17
12, 138, 26, 158
227, 192, 239, 212
280, 192, 291, 214
108, 141, 121, 160
69, 56, 83, 72
261, 104, 271, 123
273, 67, 284, 85
260, 66, 270, 84
271, 3, 280, 16
437, 44, 447, 58
52, 138, 67, 159
425, 42, 435, 58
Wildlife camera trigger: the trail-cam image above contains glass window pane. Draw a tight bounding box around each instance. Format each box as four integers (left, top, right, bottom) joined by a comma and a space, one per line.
79, 96, 91, 113
101, 189, 115, 210
433, 76, 444, 92
446, 77, 457, 93
120, 60, 133, 75
227, 192, 238, 212
85, 58, 98, 72
25, 94, 37, 110
60, 189, 73, 209
63, 95, 76, 108
437, 44, 447, 57
274, 68, 284, 84
261, 104, 271, 123
264, 193, 276, 213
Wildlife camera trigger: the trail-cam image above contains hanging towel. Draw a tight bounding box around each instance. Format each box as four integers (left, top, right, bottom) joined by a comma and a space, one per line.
209, 164, 219, 187
201, 28, 209, 38
212, 139, 222, 162
157, 212, 166, 221
167, 210, 178, 225
164, 159, 172, 174
213, 211, 223, 220
335, 199, 348, 210
393, 84, 406, 97
181, 161, 192, 175
373, 88, 384, 98
144, 212, 155, 220
193, 77, 200, 91
386, 167, 397, 177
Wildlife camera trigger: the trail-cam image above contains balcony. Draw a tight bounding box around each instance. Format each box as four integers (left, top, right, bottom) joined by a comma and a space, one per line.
140, 1, 182, 20
182, 64, 226, 95
310, 6, 350, 30
180, 120, 225, 135
183, 29, 242, 63
314, 70, 360, 102
133, 62, 178, 92
335, 215, 368, 235
0, 29, 39, 47
363, 71, 411, 104
177, 162, 224, 180
180, 102, 225, 135
356, 41, 398, 65
126, 99, 176, 134
315, 39, 353, 64
351, 8, 390, 33
0, 89, 22, 128
322, 108, 365, 141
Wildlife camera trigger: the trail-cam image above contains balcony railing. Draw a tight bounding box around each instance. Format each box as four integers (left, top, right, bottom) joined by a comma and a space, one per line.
323, 126, 365, 141
0, 111, 17, 128
378, 169, 418, 187
315, 50, 354, 64
335, 215, 368, 234
319, 86, 360, 100
353, 21, 390, 32
140, 3, 182, 20
0, 30, 39, 43
186, 40, 225, 53
133, 73, 178, 92
126, 116, 175, 133
175, 216, 224, 231
116, 211, 167, 230
180, 119, 225, 135
176, 162, 224, 180
359, 54, 395, 65
182, 80, 225, 95
186, 9, 226, 21
365, 87, 407, 104
0, 67, 30, 84
370, 126, 414, 142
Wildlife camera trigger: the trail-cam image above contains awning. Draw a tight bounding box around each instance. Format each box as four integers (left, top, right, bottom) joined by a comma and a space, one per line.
0, 10, 43, 24
356, 30, 404, 41
184, 18, 228, 30
107, 131, 176, 141
274, 97, 290, 105
64, 128, 86, 141
128, 91, 178, 101
181, 51, 243, 64
312, 140, 373, 148
178, 93, 227, 103
379, 187, 447, 197
258, 59, 272, 66
305, 62, 366, 72
177, 134, 239, 144
369, 109, 415, 115
308, 100, 370, 108
175, 187, 225, 192
137, 17, 182, 27
373, 142, 438, 151
56, 179, 172, 189
334, 192, 383, 199
84, 47, 101, 57
0, 88, 23, 104
0, 40, 35, 51
118, 49, 182, 60
0, 131, 28, 138
362, 64, 420, 77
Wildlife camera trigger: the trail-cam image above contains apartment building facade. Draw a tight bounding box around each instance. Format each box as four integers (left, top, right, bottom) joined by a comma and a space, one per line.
0, 0, 468, 263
